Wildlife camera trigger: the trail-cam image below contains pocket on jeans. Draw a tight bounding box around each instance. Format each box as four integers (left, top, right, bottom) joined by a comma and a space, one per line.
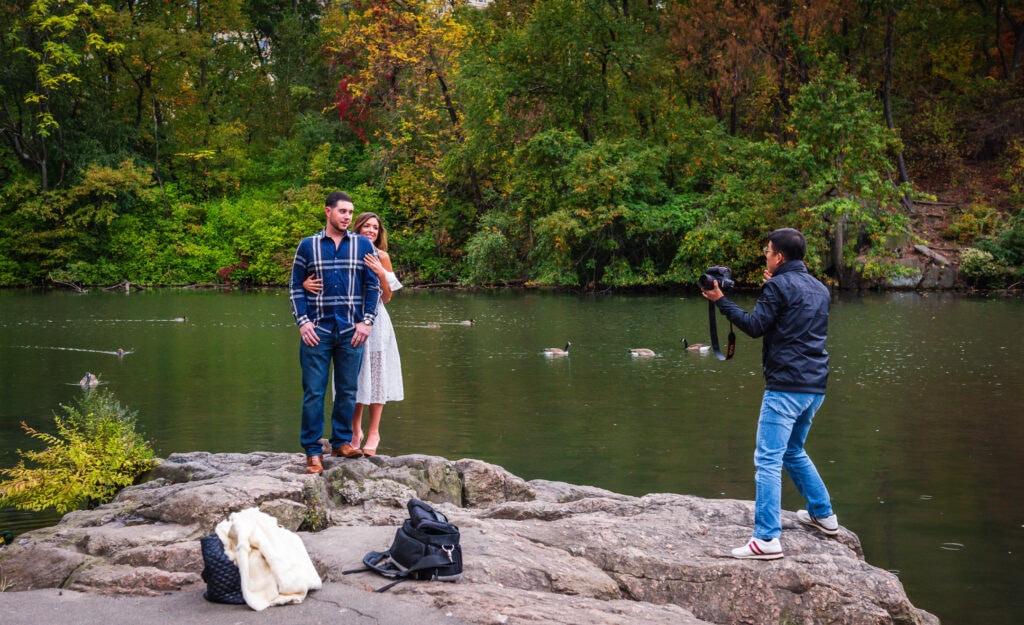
762, 391, 802, 420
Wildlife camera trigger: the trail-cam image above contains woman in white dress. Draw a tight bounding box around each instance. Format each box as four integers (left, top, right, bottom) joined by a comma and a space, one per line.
303, 212, 403, 456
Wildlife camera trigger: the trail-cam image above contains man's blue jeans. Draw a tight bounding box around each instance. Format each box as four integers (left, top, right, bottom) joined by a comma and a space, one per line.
299, 326, 364, 456
753, 390, 833, 540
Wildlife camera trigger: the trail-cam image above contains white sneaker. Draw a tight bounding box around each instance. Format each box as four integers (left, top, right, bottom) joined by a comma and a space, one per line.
797, 509, 839, 536
731, 537, 783, 560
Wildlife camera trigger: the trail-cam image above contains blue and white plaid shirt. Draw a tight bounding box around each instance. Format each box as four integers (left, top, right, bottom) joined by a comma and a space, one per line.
289, 229, 380, 332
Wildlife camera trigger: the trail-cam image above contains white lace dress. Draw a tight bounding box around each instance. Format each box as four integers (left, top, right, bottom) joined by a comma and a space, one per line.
357, 271, 404, 404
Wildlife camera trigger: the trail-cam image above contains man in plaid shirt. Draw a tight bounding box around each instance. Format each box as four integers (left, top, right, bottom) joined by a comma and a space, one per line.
290, 191, 381, 474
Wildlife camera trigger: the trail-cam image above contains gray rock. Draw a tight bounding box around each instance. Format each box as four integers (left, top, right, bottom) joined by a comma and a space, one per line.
455, 458, 535, 507
913, 244, 950, 266
0, 451, 938, 625
329, 453, 461, 507
889, 257, 924, 289
887, 250, 960, 290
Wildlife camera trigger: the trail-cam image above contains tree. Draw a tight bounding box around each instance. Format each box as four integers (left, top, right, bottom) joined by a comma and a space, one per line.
665, 0, 846, 136
0, 0, 123, 189
788, 56, 909, 284
322, 0, 472, 275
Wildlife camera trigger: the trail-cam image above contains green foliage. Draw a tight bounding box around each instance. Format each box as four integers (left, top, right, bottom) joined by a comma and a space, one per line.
392, 228, 454, 284
668, 140, 787, 283
0, 0, 124, 189
206, 185, 326, 285
299, 483, 328, 533
901, 101, 964, 181
0, 390, 157, 514
959, 248, 1013, 289
787, 57, 910, 283
461, 211, 523, 285
258, 114, 346, 186
943, 201, 1003, 242
0, 0, 1020, 289
170, 122, 254, 201
0, 159, 163, 285
530, 208, 591, 286
510, 129, 587, 220
0, 175, 42, 286
456, 53, 916, 290
523, 138, 685, 287
673, 221, 748, 284
977, 208, 1024, 268
68, 160, 160, 219
1003, 139, 1024, 198
308, 143, 347, 188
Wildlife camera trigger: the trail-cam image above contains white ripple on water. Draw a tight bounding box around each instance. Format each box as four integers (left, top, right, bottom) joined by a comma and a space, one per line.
7, 345, 131, 356
3, 318, 187, 325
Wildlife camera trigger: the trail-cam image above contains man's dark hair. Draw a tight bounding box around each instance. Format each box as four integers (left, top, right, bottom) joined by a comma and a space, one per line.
325, 191, 353, 208
768, 228, 806, 261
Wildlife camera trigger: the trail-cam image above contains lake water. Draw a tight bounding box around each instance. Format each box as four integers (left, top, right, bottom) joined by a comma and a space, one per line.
1, 288, 1021, 625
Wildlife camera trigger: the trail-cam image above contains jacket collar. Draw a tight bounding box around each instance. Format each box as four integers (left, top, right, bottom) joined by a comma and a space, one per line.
772, 260, 807, 276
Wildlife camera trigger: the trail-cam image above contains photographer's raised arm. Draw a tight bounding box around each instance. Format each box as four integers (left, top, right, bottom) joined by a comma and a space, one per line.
714, 284, 782, 339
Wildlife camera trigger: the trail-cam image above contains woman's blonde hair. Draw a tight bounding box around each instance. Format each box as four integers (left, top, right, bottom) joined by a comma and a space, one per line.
351, 212, 387, 251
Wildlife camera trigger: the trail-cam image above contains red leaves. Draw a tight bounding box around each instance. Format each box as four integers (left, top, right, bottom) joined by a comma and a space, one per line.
335, 77, 373, 142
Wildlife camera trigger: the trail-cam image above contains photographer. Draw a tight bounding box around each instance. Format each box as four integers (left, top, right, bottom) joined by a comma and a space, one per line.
700, 228, 839, 559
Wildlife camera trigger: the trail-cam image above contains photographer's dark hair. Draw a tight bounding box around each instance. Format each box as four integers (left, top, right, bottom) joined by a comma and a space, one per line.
768, 228, 806, 261
325, 191, 353, 208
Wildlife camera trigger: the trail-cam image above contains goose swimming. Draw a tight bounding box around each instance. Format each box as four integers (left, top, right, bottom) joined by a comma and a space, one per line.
544, 341, 572, 357
628, 348, 657, 358
681, 338, 711, 354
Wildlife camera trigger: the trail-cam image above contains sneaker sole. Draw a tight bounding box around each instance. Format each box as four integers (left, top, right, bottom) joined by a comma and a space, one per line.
798, 517, 839, 536
734, 552, 783, 560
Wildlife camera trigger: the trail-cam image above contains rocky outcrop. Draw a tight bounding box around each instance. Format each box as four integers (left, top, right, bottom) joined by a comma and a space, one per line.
886, 245, 958, 290
0, 449, 938, 625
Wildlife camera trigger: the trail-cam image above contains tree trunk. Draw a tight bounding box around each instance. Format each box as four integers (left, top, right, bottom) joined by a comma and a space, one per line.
1002, 2, 1024, 81
832, 214, 848, 288
152, 97, 171, 215
882, 5, 912, 203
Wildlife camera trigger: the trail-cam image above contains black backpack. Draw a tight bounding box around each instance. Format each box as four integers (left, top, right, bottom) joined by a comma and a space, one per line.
346, 498, 463, 592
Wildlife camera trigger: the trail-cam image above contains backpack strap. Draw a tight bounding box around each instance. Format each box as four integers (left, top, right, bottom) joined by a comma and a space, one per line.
343, 549, 455, 592
371, 551, 455, 593
343, 550, 394, 577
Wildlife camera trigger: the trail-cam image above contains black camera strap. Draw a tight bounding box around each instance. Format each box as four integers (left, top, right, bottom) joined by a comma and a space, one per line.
708, 300, 736, 361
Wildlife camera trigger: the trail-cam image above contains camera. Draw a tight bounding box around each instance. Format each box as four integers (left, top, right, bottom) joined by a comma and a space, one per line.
698, 266, 735, 291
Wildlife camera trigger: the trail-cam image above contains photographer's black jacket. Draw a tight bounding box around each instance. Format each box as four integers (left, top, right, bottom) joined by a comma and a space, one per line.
715, 260, 830, 393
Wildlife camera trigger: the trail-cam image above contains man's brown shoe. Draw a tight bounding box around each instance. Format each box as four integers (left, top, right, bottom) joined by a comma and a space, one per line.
305, 455, 324, 474
331, 443, 363, 458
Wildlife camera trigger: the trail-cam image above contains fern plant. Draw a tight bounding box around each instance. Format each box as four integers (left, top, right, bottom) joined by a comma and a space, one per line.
0, 390, 157, 514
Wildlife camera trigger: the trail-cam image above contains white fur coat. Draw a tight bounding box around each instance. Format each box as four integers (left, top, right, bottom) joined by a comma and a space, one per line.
215, 507, 322, 611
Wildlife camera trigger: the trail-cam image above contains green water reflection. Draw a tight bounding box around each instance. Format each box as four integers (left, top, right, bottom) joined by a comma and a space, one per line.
1, 288, 1021, 625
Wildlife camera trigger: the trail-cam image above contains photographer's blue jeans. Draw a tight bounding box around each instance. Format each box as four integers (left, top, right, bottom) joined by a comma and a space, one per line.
753, 390, 833, 540
299, 325, 364, 456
